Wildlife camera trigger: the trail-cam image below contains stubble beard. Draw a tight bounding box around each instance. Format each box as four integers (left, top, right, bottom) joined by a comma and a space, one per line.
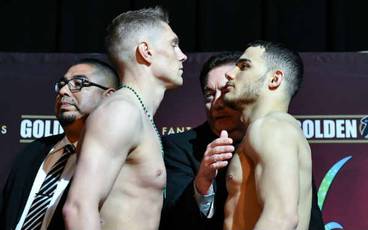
57, 113, 77, 127
224, 79, 264, 112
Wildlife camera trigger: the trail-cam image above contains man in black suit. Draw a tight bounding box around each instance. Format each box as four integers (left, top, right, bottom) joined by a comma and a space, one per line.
160, 52, 325, 230
0, 58, 119, 230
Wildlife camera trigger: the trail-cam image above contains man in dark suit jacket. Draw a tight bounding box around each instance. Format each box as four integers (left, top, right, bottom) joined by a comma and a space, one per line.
0, 58, 118, 230
160, 52, 325, 230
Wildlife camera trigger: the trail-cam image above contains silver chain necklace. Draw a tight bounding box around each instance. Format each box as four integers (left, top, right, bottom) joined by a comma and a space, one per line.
120, 84, 163, 155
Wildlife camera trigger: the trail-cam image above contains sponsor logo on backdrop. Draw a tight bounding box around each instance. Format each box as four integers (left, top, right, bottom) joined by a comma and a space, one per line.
296, 115, 368, 143
359, 116, 368, 138
19, 115, 64, 143
19, 115, 368, 143
1, 124, 7, 135
161, 126, 192, 135
19, 116, 192, 142
318, 155, 352, 230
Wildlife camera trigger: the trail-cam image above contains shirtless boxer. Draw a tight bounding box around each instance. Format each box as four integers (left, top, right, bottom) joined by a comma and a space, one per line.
63, 7, 187, 230
223, 41, 312, 230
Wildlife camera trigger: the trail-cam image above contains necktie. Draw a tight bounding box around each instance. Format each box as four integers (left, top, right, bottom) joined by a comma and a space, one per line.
21, 144, 75, 230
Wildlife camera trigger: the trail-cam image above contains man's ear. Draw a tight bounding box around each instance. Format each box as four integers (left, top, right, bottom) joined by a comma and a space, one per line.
103, 88, 116, 97
136, 41, 152, 65
268, 70, 283, 90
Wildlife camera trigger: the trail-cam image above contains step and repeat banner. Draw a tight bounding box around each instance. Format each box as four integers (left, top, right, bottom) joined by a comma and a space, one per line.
0, 52, 367, 229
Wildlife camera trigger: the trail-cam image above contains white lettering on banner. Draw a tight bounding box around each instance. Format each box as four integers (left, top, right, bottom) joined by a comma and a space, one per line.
315, 120, 323, 138
298, 118, 358, 139
303, 120, 314, 138
336, 120, 345, 138
162, 126, 191, 135
20, 118, 64, 142
324, 120, 335, 138
20, 119, 32, 138
16, 115, 367, 143
32, 120, 44, 138
1, 125, 7, 134
345, 120, 356, 138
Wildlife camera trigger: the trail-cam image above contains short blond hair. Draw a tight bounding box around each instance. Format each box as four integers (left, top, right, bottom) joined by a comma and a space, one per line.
105, 6, 169, 65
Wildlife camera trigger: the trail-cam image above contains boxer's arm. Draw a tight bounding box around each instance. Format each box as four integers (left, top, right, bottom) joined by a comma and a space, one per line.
63, 100, 140, 230
252, 121, 299, 230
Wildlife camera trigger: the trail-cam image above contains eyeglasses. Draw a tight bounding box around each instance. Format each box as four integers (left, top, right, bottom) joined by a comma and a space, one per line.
55, 75, 109, 93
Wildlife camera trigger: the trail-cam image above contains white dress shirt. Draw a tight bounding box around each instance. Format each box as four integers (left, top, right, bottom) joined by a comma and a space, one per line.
15, 137, 76, 230
194, 183, 215, 218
